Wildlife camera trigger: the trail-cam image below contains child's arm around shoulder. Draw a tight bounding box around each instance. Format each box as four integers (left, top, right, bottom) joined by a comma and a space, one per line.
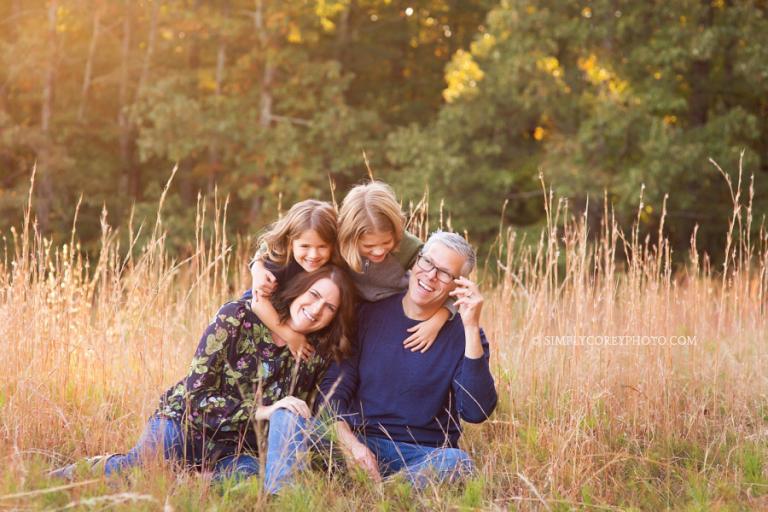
395, 230, 423, 271
249, 258, 315, 362
402, 306, 451, 353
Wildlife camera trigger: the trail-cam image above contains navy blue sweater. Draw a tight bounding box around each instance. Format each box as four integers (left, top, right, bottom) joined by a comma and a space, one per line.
318, 293, 497, 447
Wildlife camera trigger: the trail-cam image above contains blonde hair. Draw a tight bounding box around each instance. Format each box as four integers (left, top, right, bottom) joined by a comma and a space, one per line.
338, 181, 405, 272
257, 199, 338, 266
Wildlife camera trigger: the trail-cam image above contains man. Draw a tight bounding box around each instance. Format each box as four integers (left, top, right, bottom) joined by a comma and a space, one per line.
316, 230, 497, 486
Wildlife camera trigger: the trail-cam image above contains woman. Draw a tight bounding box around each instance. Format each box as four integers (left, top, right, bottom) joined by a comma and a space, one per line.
52, 264, 356, 493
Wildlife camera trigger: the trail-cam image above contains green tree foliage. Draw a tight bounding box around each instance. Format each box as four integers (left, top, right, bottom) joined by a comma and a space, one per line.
385, 0, 768, 255
0, 1, 766, 261
0, 0, 388, 249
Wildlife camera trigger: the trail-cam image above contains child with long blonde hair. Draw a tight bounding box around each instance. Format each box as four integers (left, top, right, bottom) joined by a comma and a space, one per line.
338, 181, 453, 352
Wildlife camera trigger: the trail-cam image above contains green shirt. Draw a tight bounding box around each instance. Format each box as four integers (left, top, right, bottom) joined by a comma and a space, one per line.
351, 230, 423, 302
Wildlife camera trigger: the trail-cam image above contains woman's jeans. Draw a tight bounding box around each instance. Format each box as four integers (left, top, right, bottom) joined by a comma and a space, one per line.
104, 409, 473, 491
104, 410, 306, 494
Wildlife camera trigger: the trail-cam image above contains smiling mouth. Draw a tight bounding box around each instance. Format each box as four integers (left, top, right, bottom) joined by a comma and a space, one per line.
303, 259, 322, 266
301, 307, 318, 322
417, 279, 435, 293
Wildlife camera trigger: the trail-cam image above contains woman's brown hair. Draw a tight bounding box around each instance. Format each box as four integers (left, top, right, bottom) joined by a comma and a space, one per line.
271, 264, 356, 361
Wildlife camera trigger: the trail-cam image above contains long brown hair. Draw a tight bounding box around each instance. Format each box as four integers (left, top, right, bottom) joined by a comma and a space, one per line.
257, 199, 339, 266
271, 265, 356, 361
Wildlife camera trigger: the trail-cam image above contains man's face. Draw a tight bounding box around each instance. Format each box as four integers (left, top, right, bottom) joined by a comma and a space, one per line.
406, 242, 465, 311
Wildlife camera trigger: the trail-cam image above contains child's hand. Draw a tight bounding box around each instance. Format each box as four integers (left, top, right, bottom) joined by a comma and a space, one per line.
283, 331, 316, 362
250, 260, 277, 299
404, 310, 448, 353
403, 322, 438, 352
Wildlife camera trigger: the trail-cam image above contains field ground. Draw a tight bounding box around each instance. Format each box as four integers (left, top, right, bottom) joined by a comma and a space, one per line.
1, 183, 767, 511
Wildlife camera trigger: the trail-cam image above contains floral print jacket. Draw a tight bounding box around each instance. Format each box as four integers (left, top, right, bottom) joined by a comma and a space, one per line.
156, 299, 328, 464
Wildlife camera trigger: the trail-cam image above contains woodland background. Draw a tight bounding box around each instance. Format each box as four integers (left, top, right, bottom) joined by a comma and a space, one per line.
1, 0, 767, 258
2, 2, 768, 510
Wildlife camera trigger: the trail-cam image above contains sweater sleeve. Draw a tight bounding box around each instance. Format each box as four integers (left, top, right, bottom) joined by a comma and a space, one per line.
452, 328, 497, 423
316, 304, 369, 421
395, 230, 423, 270
317, 352, 359, 422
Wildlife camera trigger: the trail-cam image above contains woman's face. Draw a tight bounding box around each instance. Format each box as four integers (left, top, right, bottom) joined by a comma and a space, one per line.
288, 277, 341, 334
358, 230, 395, 264
291, 229, 332, 272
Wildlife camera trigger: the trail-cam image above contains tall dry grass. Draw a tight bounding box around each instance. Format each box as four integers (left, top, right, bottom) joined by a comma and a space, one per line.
1, 160, 766, 510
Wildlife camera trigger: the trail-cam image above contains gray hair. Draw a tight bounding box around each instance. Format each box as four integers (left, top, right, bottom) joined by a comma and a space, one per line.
422, 230, 476, 276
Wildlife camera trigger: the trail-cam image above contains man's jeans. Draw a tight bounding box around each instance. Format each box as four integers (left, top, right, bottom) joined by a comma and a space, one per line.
360, 434, 475, 488
101, 409, 305, 493
276, 410, 476, 489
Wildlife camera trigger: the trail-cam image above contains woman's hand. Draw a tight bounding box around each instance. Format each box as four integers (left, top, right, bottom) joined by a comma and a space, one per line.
254, 396, 311, 421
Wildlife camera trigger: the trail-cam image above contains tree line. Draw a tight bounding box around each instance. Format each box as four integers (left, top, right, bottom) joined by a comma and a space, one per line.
1, 0, 766, 261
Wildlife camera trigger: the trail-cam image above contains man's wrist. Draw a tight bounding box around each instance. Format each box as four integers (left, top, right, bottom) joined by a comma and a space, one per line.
335, 421, 360, 447
464, 324, 484, 359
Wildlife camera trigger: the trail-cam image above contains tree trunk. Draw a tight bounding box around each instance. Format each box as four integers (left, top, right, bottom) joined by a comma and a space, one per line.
689, 1, 713, 126
135, 0, 158, 102
9, 0, 22, 38
334, 2, 350, 61
37, 0, 58, 233
126, 0, 159, 200
248, 0, 273, 222
117, 0, 134, 201
208, 36, 227, 194
78, 7, 101, 122
255, 0, 273, 128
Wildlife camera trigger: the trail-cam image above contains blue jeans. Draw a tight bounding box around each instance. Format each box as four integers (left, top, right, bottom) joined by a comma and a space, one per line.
103, 410, 305, 494
361, 435, 475, 488
271, 410, 476, 489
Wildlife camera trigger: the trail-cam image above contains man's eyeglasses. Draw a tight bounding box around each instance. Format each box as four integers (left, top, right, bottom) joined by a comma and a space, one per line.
414, 253, 457, 284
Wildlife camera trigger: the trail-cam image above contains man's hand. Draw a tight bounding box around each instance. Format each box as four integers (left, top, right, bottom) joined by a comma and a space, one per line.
449, 276, 485, 359
335, 421, 382, 482
343, 440, 382, 482
449, 276, 483, 328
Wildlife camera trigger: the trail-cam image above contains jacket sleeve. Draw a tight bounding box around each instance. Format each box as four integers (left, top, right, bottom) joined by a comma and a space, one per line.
452, 328, 497, 423
177, 302, 256, 434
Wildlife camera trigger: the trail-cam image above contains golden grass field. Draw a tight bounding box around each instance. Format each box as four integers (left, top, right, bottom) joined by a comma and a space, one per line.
1, 168, 766, 511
